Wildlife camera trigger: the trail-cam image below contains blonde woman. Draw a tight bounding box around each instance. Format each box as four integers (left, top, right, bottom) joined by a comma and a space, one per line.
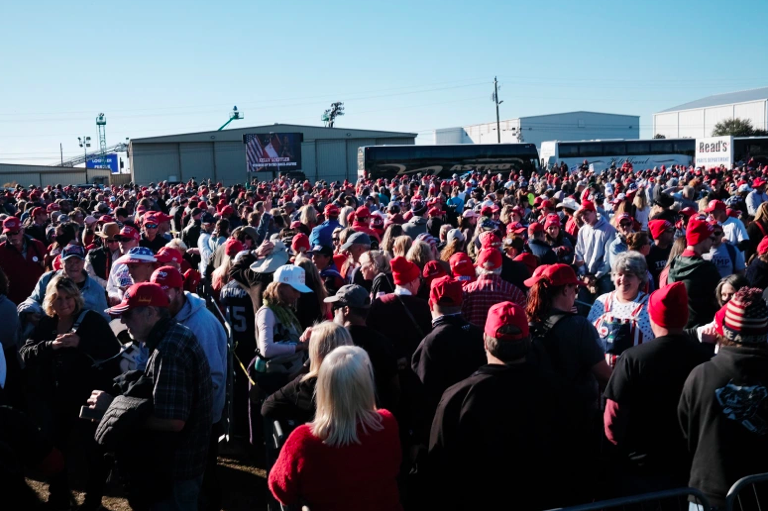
632, 190, 650, 230
391, 235, 412, 258
380, 224, 405, 257
299, 205, 319, 231
269, 346, 401, 510
253, 265, 312, 394
20, 274, 120, 509
261, 321, 352, 424
406, 240, 434, 271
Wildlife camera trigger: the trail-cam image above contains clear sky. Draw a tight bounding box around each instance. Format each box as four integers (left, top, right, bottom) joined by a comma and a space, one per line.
2, 0, 767, 165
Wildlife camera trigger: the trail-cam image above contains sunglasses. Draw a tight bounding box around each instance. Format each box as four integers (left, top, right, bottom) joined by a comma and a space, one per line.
332, 237, 340, 243
619, 222, 632, 228
6, 231, 20, 236
145, 224, 158, 229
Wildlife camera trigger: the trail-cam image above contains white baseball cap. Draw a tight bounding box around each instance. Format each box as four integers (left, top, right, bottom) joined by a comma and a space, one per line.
274, 265, 312, 293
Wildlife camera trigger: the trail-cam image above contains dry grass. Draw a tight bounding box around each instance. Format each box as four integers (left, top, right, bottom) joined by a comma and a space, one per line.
27, 440, 271, 511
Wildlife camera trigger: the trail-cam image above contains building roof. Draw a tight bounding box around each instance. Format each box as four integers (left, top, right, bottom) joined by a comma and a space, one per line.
519, 110, 639, 120
659, 87, 768, 113
131, 123, 417, 144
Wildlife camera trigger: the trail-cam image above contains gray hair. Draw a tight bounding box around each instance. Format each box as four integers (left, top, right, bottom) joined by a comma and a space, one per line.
611, 250, 648, 287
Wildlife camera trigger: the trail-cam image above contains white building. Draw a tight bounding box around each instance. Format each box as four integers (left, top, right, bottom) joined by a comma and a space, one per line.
434, 111, 639, 149
654, 87, 768, 139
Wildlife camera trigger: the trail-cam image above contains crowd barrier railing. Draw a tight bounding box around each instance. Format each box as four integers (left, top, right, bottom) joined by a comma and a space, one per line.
547, 487, 712, 511
727, 473, 768, 511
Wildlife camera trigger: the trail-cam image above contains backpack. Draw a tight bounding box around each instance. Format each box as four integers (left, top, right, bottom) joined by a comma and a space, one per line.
592, 292, 650, 368
529, 313, 573, 378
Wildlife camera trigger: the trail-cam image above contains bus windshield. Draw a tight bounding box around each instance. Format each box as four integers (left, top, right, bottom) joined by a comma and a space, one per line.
358, 143, 540, 181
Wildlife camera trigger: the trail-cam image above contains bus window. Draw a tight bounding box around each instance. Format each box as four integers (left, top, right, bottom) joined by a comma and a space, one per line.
559, 144, 579, 158
673, 141, 695, 157
626, 142, 650, 155
602, 143, 626, 156
579, 143, 603, 158
651, 141, 674, 154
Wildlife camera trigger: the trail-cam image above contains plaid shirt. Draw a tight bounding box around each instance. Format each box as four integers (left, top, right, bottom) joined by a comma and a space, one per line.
462, 273, 526, 328
145, 317, 213, 480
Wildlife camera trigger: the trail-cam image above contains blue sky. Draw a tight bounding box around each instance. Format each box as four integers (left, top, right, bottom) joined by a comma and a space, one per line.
2, 0, 767, 164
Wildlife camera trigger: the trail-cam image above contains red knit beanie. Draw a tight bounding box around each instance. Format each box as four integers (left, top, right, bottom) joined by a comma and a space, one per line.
685, 217, 714, 246
391, 256, 420, 286
648, 281, 688, 329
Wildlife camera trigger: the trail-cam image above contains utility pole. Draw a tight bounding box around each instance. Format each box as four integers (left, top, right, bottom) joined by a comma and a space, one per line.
492, 76, 503, 143
60, 143, 63, 166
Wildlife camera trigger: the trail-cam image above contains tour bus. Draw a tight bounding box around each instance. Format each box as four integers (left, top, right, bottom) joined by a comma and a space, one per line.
733, 136, 768, 166
357, 143, 540, 181
540, 139, 696, 173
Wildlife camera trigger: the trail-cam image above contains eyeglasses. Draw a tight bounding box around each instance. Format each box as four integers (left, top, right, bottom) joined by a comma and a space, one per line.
145, 224, 158, 229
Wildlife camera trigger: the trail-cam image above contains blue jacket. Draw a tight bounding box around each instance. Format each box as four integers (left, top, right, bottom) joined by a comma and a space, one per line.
19, 270, 109, 323
310, 219, 340, 248
174, 291, 227, 423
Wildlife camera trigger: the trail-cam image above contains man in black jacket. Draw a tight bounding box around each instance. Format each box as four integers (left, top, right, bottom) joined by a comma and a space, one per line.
412, 276, 485, 441
668, 216, 721, 328
428, 301, 567, 511
604, 282, 712, 496
679, 287, 768, 509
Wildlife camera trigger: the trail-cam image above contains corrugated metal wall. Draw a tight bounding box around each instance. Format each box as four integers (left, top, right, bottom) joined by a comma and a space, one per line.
180, 143, 214, 182
316, 140, 347, 183
301, 141, 317, 180
133, 144, 180, 184
214, 142, 246, 185
734, 100, 767, 131
654, 112, 679, 138
678, 109, 704, 138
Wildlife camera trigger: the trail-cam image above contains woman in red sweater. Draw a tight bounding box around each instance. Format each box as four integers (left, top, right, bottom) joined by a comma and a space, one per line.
268, 345, 402, 511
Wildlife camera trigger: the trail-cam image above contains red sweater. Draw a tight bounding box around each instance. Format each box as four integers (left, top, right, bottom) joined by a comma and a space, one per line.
0, 238, 46, 305
268, 409, 402, 511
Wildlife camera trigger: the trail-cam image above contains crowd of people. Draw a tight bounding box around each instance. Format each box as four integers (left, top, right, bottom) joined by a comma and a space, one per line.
1, 158, 768, 510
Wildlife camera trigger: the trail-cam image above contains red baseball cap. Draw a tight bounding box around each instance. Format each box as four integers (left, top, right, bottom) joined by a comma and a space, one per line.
544, 214, 560, 230
528, 222, 545, 235
3, 216, 20, 233
506, 222, 527, 236
429, 275, 463, 308
679, 207, 697, 218
221, 205, 235, 216
423, 260, 448, 283
117, 225, 141, 242
648, 219, 674, 239
704, 200, 726, 213
150, 265, 184, 290
106, 282, 169, 315
480, 231, 502, 249
292, 233, 310, 253
484, 301, 529, 341
46, 203, 60, 212
449, 252, 475, 278
224, 238, 244, 257
477, 248, 502, 271
355, 206, 370, 219
480, 205, 494, 217
523, 264, 550, 288
542, 263, 583, 287
324, 204, 340, 217
155, 247, 183, 265
580, 200, 596, 213
539, 200, 554, 210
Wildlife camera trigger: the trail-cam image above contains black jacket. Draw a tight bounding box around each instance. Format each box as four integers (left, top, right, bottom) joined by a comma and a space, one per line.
428, 363, 568, 511
679, 346, 768, 508
261, 375, 317, 425
87, 246, 113, 282
527, 238, 558, 265
667, 254, 721, 328
411, 314, 485, 441
746, 257, 768, 291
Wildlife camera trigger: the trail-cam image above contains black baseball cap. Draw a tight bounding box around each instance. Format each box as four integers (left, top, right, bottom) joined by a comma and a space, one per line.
308, 245, 333, 257
324, 284, 371, 308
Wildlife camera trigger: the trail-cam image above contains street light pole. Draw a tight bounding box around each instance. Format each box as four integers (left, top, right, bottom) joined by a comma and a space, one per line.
492, 77, 504, 143
78, 136, 91, 183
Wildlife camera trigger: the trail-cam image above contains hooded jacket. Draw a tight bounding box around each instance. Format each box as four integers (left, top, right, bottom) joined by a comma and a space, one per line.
574, 216, 616, 278
679, 346, 768, 508
667, 254, 721, 328
402, 215, 428, 240
173, 291, 227, 423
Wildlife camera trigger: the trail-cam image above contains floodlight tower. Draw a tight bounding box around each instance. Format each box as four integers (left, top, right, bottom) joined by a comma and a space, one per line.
96, 113, 108, 168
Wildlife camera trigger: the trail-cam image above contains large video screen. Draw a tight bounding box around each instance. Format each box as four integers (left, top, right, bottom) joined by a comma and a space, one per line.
244, 133, 303, 172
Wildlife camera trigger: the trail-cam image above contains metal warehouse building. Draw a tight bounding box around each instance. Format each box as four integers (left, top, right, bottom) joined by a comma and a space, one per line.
129, 124, 416, 185
654, 87, 768, 139
434, 111, 640, 149
0, 163, 112, 188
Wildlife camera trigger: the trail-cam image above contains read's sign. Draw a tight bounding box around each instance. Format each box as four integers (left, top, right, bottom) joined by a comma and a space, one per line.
695, 136, 733, 167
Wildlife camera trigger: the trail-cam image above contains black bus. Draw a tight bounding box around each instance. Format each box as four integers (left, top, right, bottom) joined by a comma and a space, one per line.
357, 143, 540, 181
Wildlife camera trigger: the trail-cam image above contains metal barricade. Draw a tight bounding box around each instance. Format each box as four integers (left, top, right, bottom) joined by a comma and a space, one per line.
727, 473, 768, 511
547, 487, 712, 511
